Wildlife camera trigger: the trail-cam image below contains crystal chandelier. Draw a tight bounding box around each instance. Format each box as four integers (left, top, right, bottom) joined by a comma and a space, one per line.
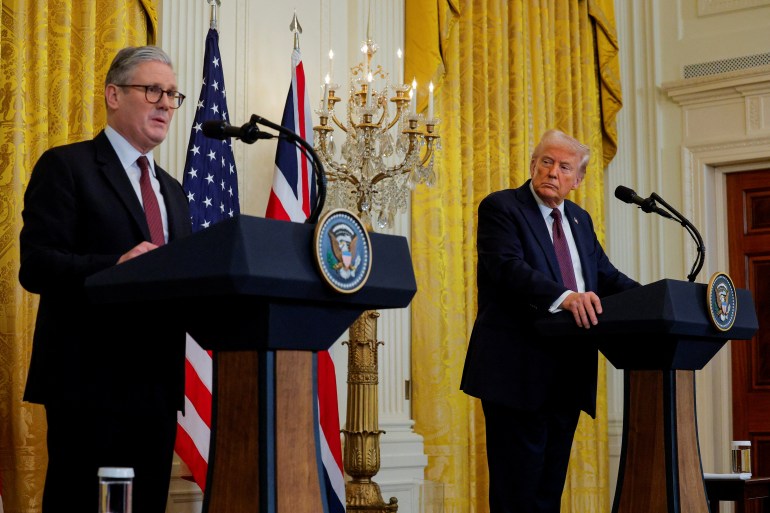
313, 29, 440, 230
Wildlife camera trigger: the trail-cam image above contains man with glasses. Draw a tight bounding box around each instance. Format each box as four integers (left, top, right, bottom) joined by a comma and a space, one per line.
19, 46, 191, 513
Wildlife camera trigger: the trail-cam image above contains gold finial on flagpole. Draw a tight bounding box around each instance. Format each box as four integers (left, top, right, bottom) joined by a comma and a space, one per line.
290, 10, 303, 50
207, 0, 221, 31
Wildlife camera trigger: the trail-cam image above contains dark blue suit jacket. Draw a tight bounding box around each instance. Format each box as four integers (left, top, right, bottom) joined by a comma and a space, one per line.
19, 130, 192, 411
461, 180, 638, 417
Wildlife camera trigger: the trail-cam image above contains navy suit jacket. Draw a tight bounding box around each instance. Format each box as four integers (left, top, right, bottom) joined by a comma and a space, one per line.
461, 180, 638, 417
19, 130, 192, 411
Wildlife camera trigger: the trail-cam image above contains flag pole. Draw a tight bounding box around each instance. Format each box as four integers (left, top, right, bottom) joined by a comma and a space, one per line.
208, 0, 220, 31
176, 1, 241, 493
263, 16, 345, 512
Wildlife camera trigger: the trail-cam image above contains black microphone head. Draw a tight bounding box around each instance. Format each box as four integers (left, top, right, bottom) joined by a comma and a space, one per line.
614, 185, 638, 204
201, 120, 230, 139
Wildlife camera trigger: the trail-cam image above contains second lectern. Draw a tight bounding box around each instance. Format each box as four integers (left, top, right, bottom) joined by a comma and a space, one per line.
86, 215, 417, 513
537, 278, 758, 513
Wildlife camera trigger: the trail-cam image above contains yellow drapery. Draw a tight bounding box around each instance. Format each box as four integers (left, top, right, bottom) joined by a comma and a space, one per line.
406, 1, 621, 512
0, 2, 155, 511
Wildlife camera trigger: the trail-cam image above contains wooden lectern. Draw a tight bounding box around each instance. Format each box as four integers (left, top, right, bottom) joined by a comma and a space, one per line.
536, 279, 759, 513
86, 215, 417, 513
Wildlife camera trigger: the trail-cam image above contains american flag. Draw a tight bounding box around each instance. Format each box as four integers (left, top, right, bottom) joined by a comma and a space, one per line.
265, 47, 346, 513
176, 27, 240, 491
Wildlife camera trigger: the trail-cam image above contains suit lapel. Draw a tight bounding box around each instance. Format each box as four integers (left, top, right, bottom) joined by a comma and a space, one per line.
513, 182, 561, 281
94, 131, 153, 242
156, 166, 187, 241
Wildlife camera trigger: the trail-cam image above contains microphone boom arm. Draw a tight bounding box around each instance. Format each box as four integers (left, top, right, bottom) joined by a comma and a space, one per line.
211, 114, 327, 223
649, 192, 705, 282
248, 114, 327, 224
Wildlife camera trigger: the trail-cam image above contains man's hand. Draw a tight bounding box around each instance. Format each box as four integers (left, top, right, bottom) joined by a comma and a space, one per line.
560, 291, 603, 329
117, 241, 159, 264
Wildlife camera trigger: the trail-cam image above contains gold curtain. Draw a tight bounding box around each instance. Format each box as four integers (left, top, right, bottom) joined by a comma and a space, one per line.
406, 0, 621, 512
0, 2, 156, 511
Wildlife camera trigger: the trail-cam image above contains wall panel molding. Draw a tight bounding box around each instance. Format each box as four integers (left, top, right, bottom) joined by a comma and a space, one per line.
698, 0, 770, 16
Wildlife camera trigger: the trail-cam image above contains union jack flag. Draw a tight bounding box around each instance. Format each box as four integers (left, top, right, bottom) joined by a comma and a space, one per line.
265, 46, 346, 513
176, 27, 240, 491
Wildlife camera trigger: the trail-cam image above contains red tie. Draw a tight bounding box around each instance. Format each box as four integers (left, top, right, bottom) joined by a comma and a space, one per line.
551, 208, 577, 291
137, 156, 165, 246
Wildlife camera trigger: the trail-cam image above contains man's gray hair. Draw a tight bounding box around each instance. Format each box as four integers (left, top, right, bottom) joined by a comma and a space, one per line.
532, 129, 591, 176
105, 46, 174, 87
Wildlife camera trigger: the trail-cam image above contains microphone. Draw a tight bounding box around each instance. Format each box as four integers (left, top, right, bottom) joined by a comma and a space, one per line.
615, 185, 705, 283
614, 185, 673, 220
201, 120, 271, 144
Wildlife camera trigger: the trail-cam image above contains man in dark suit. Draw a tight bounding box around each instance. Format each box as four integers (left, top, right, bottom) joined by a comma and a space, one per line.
19, 46, 191, 513
461, 129, 639, 513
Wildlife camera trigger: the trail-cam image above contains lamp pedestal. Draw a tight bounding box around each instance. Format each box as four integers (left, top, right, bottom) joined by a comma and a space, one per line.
343, 310, 399, 512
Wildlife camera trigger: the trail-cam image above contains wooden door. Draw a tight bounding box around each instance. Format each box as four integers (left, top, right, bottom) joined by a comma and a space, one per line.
727, 169, 770, 477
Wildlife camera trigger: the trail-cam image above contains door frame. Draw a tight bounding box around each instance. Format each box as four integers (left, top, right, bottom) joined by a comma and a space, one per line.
683, 140, 770, 474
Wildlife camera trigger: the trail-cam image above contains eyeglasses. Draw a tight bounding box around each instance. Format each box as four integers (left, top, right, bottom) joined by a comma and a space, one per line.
116, 84, 186, 109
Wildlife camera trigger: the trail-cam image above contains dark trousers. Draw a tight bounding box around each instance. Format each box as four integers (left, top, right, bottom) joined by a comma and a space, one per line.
43, 402, 177, 513
482, 399, 581, 513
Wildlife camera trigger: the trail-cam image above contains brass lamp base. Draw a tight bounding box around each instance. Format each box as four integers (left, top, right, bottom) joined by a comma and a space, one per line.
343, 310, 399, 512
346, 481, 398, 512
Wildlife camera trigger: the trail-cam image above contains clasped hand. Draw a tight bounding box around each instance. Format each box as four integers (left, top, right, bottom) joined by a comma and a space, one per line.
560, 291, 602, 329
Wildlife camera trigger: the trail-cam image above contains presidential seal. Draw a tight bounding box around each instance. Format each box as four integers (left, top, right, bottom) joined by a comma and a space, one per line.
314, 209, 372, 293
707, 272, 737, 332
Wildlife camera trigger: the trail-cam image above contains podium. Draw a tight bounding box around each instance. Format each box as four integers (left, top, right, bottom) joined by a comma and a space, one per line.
536, 279, 759, 513
86, 215, 417, 513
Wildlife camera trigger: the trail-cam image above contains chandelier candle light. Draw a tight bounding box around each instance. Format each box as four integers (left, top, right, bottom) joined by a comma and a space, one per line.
313, 16, 440, 513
